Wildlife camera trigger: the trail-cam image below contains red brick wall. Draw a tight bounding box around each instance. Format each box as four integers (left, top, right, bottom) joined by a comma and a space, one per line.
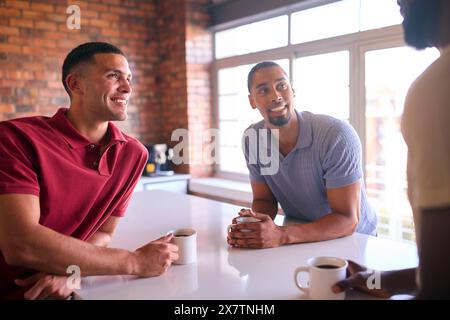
157, 0, 213, 176
0, 0, 213, 177
157, 0, 189, 173
186, 0, 213, 177
0, 0, 162, 142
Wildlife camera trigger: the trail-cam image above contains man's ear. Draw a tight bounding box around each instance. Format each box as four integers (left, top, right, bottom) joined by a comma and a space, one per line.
248, 94, 257, 110
66, 73, 84, 96
292, 88, 295, 98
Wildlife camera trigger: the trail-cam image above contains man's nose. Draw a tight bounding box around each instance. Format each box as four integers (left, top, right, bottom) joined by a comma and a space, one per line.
270, 91, 282, 102
119, 78, 132, 94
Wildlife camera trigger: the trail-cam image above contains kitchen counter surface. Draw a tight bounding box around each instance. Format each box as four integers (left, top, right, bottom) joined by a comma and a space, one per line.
78, 190, 418, 300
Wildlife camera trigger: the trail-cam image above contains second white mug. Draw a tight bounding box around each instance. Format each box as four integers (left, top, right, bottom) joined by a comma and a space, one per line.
293, 256, 348, 300
227, 216, 261, 233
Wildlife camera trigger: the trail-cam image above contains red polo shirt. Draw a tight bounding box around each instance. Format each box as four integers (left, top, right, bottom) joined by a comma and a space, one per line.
0, 108, 148, 299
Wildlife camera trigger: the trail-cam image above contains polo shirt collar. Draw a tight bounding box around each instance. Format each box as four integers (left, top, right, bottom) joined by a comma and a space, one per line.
48, 108, 126, 149
107, 121, 127, 145
294, 110, 313, 150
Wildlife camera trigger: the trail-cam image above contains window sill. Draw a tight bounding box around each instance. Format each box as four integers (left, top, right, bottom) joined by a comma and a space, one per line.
188, 177, 252, 207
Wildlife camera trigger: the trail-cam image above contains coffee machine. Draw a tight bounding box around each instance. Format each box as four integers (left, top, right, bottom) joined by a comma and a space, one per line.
143, 144, 174, 176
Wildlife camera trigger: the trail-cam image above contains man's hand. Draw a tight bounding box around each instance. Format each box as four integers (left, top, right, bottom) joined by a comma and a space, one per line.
332, 260, 392, 299
227, 209, 284, 249
15, 272, 73, 300
133, 234, 179, 277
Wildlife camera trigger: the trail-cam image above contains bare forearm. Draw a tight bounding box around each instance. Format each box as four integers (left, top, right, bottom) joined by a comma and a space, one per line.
381, 268, 417, 296
8, 225, 135, 277
252, 199, 277, 219
281, 212, 357, 244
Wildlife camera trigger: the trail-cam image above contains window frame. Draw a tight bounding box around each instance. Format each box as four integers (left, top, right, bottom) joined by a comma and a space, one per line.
212, 6, 405, 179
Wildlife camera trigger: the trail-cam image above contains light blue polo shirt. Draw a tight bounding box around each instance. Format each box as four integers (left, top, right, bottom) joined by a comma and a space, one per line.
243, 110, 377, 235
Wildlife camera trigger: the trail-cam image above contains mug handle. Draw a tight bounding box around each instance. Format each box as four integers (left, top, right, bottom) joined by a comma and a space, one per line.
294, 266, 310, 294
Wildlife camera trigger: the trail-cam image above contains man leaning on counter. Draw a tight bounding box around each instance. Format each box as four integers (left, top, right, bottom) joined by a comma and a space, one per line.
0, 42, 179, 300
227, 61, 377, 249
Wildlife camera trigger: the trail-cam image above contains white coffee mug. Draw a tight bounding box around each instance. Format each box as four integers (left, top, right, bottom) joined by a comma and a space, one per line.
170, 228, 197, 265
227, 216, 261, 233
294, 256, 348, 300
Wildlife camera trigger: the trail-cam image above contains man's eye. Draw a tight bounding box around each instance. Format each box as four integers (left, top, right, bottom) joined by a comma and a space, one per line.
278, 83, 288, 90
109, 74, 119, 79
257, 88, 268, 95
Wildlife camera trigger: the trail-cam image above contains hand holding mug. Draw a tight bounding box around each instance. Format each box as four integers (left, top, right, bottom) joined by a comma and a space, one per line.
169, 228, 197, 265
294, 256, 348, 300
332, 260, 392, 298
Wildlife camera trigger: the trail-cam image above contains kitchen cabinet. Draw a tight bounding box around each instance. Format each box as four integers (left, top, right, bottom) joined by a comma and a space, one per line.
134, 174, 190, 194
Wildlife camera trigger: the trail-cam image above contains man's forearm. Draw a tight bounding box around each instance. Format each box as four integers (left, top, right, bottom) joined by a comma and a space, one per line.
8, 224, 136, 277
252, 199, 277, 219
280, 212, 357, 244
381, 268, 417, 296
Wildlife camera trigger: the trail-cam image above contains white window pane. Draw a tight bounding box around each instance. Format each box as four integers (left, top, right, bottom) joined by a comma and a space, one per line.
365, 46, 439, 242
218, 65, 249, 95
215, 16, 288, 59
219, 95, 240, 121
294, 51, 349, 120
218, 64, 257, 173
360, 0, 403, 31
219, 121, 246, 147
219, 146, 248, 173
291, 0, 359, 44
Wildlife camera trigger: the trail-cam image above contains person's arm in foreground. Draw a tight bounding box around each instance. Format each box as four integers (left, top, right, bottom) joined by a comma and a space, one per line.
14, 216, 123, 299
331, 260, 417, 298
331, 206, 450, 299
0, 194, 178, 299
228, 180, 360, 248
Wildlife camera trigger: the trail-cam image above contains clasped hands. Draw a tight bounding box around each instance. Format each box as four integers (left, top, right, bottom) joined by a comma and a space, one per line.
227, 208, 284, 249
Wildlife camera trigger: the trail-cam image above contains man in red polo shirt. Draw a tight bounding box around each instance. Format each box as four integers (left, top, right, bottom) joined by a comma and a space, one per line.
0, 42, 179, 299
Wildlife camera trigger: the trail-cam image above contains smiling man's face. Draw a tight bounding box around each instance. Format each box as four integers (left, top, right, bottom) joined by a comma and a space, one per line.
80, 53, 132, 121
248, 66, 295, 128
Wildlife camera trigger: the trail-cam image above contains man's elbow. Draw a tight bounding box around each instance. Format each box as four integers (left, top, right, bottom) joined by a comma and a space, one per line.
2, 240, 36, 267
100, 233, 113, 247
343, 215, 358, 236
88, 231, 113, 247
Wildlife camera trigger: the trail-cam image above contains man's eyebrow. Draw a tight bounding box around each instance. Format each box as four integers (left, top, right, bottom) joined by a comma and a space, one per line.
106, 69, 132, 78
255, 82, 268, 90
255, 77, 287, 89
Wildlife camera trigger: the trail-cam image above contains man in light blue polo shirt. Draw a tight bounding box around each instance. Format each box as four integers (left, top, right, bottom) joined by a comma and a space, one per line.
227, 61, 377, 249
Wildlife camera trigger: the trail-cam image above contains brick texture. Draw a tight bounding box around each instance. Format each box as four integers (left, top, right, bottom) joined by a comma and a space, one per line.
0, 0, 214, 177
185, 0, 213, 177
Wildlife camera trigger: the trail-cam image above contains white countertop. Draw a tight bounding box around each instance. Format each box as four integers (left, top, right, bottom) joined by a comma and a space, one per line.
77, 190, 418, 300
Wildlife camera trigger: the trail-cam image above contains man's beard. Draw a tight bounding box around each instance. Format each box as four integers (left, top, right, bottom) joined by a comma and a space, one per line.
269, 112, 291, 127
402, 0, 441, 50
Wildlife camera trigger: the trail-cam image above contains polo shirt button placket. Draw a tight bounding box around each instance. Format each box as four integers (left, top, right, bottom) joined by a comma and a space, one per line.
93, 161, 98, 168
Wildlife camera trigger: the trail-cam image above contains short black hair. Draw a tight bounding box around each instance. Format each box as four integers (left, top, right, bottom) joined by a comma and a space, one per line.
62, 42, 125, 96
247, 61, 288, 93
